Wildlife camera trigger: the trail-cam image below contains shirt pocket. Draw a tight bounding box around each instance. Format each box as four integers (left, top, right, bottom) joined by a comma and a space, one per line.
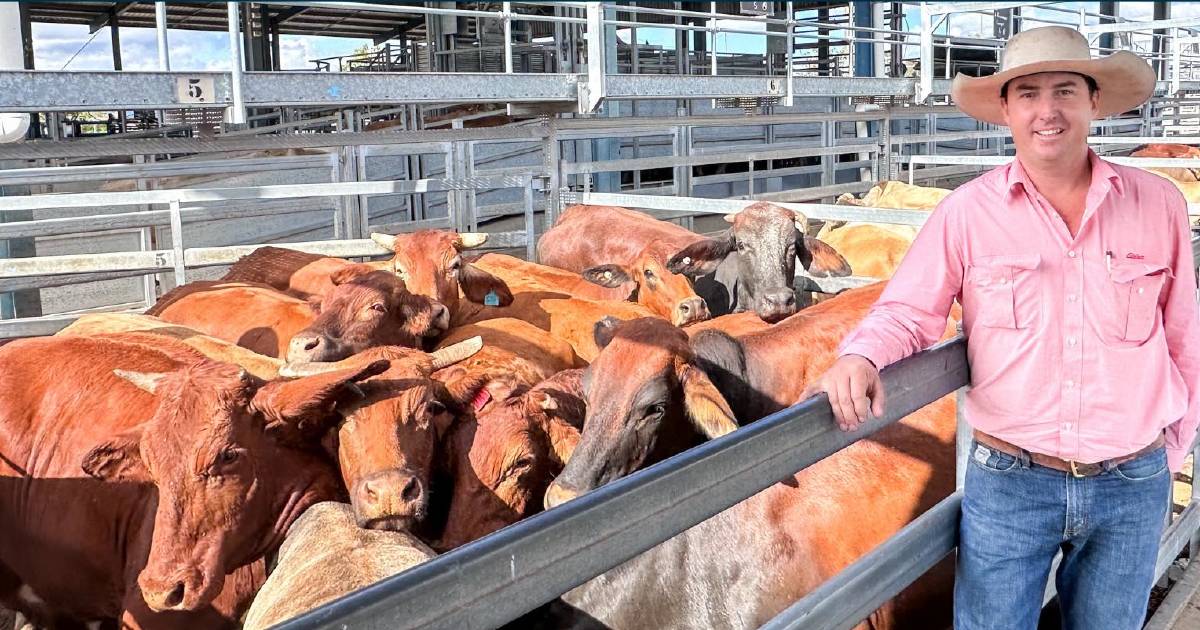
1108, 261, 1171, 344
967, 254, 1042, 330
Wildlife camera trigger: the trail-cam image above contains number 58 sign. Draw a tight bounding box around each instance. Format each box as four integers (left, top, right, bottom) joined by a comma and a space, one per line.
740, 1, 773, 16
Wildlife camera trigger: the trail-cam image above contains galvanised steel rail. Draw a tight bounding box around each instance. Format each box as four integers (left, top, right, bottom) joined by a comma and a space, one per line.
274, 337, 970, 630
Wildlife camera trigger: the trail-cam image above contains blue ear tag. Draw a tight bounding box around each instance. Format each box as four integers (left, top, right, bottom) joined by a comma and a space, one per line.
484, 290, 500, 307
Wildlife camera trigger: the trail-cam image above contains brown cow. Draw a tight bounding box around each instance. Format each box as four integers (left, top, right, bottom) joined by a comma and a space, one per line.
150, 266, 448, 361
370, 231, 514, 317
469, 252, 635, 303
539, 284, 956, 628
0, 334, 382, 627
546, 283, 953, 502
539, 204, 850, 322
61, 316, 488, 536
436, 370, 585, 551
580, 239, 710, 327
430, 317, 586, 411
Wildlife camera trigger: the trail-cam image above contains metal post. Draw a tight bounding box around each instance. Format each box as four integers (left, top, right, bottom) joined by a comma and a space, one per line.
523, 179, 535, 261
503, 1, 513, 73
544, 116, 561, 230
168, 199, 186, 285
709, 1, 717, 77
917, 6, 934, 103
852, 0, 872, 77
109, 6, 123, 71
784, 1, 794, 106
155, 2, 170, 70
227, 2, 247, 125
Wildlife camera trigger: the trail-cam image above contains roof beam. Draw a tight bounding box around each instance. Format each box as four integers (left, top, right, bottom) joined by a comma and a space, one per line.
272, 6, 309, 24
89, 1, 134, 34
372, 16, 424, 45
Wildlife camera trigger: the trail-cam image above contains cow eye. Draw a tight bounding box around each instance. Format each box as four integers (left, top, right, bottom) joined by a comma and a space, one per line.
426, 401, 447, 416
448, 257, 462, 273
646, 403, 666, 418
736, 241, 747, 252
643, 268, 655, 279
508, 456, 536, 477
210, 447, 241, 475
369, 303, 386, 313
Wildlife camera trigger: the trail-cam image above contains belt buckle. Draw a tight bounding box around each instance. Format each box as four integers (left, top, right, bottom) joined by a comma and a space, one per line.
1069, 460, 1084, 478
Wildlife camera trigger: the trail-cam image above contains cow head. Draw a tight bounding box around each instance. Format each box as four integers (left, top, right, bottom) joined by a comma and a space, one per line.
582, 239, 710, 327
666, 203, 851, 322
544, 318, 736, 509
277, 339, 487, 532
287, 266, 449, 362
371, 230, 514, 316
436, 370, 584, 551
82, 358, 386, 613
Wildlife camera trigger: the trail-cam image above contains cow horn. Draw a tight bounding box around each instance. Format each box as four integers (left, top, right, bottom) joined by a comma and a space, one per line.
722, 213, 738, 224
454, 233, 488, 249
277, 362, 342, 378
430, 336, 483, 370
114, 369, 168, 394
370, 232, 397, 251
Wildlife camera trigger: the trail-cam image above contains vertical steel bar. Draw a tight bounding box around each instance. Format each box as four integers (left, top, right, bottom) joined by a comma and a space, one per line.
503, 1, 514, 74
168, 199, 186, 285
784, 1, 794, 106
155, 1, 170, 70
226, 2, 247, 125
524, 178, 535, 261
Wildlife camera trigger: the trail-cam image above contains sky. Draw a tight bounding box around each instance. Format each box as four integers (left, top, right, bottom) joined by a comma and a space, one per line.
31, 21, 371, 71
27, 3, 1200, 72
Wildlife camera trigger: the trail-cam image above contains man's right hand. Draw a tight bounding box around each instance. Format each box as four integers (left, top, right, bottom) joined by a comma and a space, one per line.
799, 354, 886, 432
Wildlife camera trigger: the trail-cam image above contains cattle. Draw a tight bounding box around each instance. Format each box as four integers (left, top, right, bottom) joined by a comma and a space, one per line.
471, 251, 710, 327
150, 266, 448, 361
546, 282, 958, 502
454, 291, 658, 362
220, 230, 515, 318
60, 314, 489, 536
242, 502, 435, 630
818, 181, 951, 280
538, 204, 850, 322
436, 369, 585, 551
0, 334, 383, 627
537, 283, 957, 628
430, 317, 585, 411
1131, 143, 1200, 182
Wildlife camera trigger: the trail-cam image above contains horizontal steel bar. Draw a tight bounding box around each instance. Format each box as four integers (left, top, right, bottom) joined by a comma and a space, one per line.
0, 312, 141, 339
1081, 16, 1200, 35
905, 155, 1200, 168
794, 274, 880, 294
760, 493, 962, 630
275, 338, 969, 630
0, 154, 335, 187
605, 75, 954, 99
0, 71, 581, 112
0, 177, 532, 212
1156, 501, 1200, 580
564, 191, 931, 226
564, 145, 879, 175
1145, 530, 1200, 630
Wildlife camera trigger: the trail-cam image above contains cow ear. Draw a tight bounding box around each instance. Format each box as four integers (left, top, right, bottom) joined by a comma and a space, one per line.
666, 232, 735, 277
113, 369, 168, 395
542, 416, 581, 467
253, 360, 390, 441
798, 236, 852, 278
330, 264, 372, 287
582, 264, 632, 288
678, 363, 738, 439
460, 263, 514, 307
82, 428, 149, 482
593, 316, 621, 350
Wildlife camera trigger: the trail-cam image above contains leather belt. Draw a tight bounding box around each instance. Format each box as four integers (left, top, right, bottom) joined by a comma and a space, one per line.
973, 430, 1165, 478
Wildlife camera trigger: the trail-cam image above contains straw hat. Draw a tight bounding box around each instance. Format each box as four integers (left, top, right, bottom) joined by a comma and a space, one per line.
951, 26, 1156, 126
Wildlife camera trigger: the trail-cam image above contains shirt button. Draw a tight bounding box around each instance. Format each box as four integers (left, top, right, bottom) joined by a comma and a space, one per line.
1065, 380, 1075, 388
1067, 337, 1077, 346
1068, 250, 1077, 258
1063, 423, 1072, 430
1138, 287, 1145, 294
1067, 293, 1077, 302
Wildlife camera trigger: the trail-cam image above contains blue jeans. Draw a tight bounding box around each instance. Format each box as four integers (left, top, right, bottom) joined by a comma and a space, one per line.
954, 440, 1171, 630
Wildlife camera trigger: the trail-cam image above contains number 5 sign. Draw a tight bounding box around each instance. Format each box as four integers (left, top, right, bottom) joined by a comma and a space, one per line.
740, 1, 773, 16
175, 76, 215, 104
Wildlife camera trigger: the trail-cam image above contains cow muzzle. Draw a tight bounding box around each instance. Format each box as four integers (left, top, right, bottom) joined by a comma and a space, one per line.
139, 567, 209, 612
543, 479, 582, 510
755, 288, 797, 323
286, 332, 345, 363
673, 297, 710, 327
351, 469, 427, 531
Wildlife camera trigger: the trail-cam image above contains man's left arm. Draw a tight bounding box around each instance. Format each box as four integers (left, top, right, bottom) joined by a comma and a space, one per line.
1163, 190, 1200, 473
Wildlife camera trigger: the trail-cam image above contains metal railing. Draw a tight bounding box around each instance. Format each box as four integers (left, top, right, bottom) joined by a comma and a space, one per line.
0, 175, 540, 339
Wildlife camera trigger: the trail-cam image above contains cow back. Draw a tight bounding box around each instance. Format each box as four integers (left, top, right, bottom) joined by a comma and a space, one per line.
538, 205, 702, 273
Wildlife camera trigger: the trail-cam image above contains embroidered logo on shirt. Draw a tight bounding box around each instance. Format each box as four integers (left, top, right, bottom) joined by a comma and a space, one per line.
1126, 253, 1145, 260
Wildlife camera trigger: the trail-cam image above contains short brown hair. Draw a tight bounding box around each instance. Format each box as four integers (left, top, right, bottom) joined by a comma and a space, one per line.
1000, 72, 1099, 99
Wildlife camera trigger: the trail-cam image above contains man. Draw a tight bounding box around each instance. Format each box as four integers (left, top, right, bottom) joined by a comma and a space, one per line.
803, 26, 1200, 630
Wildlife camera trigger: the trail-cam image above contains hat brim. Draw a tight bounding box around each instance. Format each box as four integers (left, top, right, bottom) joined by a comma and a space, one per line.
950, 51, 1156, 126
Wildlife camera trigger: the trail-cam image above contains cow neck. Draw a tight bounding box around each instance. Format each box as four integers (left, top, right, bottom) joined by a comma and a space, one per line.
235, 446, 340, 568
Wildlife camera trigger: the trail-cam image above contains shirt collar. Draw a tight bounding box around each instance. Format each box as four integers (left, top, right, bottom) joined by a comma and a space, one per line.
1005, 148, 1125, 199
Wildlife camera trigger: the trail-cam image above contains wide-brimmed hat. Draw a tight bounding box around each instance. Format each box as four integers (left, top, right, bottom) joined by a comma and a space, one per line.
951, 25, 1156, 126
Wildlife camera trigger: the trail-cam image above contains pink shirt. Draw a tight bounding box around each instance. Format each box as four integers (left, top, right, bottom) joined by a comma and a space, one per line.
839, 150, 1200, 472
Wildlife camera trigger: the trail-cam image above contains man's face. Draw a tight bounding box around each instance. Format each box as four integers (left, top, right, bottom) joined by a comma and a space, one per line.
1000, 72, 1099, 166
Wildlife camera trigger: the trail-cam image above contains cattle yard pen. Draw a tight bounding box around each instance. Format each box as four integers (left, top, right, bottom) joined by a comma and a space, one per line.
5, 1, 1200, 628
